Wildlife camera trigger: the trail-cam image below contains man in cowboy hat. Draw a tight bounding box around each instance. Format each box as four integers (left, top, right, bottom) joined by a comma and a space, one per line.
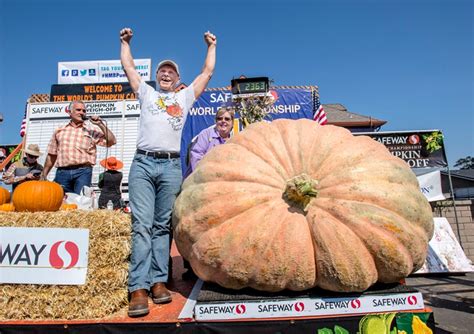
2, 144, 44, 191
119, 27, 216, 317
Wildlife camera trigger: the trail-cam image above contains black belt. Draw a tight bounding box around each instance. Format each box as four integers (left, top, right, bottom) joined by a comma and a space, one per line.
136, 149, 180, 159
57, 164, 91, 170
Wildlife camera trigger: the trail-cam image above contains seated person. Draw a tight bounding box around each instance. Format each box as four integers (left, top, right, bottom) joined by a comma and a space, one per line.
3, 144, 43, 191
98, 157, 124, 209
183, 106, 234, 178
181, 107, 234, 279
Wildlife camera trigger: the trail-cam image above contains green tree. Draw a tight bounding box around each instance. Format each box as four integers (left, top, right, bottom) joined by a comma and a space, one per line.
454, 156, 474, 169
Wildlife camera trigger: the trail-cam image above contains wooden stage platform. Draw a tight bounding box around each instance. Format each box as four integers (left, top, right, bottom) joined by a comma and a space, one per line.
0, 245, 436, 334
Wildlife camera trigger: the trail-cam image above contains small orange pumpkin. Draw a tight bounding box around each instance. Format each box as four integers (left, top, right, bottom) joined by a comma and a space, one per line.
0, 203, 15, 212
0, 187, 10, 205
12, 181, 64, 212
60, 203, 78, 211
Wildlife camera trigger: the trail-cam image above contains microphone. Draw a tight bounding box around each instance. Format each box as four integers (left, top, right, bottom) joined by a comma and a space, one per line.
81, 114, 88, 121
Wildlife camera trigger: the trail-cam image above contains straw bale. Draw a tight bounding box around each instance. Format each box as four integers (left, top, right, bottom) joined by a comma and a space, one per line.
0, 210, 132, 320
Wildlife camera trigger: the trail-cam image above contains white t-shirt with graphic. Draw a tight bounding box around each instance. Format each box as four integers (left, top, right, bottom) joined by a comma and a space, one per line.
136, 81, 195, 152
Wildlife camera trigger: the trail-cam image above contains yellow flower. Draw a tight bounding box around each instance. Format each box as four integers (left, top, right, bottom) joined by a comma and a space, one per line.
412, 315, 432, 334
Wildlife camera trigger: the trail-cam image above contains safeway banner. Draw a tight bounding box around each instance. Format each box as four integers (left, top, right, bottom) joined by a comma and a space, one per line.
0, 227, 89, 285
356, 130, 448, 168
194, 292, 424, 321
28, 101, 141, 119
58, 59, 152, 84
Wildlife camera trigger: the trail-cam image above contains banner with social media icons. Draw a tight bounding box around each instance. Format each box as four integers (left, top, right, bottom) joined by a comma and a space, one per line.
0, 227, 89, 285
58, 59, 151, 84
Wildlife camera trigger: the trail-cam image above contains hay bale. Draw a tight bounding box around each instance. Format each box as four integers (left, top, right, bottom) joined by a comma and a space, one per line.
0, 210, 131, 320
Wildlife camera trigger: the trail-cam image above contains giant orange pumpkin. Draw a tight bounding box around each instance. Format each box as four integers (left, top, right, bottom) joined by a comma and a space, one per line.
0, 187, 10, 205
173, 119, 434, 292
12, 181, 64, 212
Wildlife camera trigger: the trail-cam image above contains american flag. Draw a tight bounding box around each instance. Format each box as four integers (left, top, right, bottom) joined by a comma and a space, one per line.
19, 103, 27, 137
312, 91, 327, 125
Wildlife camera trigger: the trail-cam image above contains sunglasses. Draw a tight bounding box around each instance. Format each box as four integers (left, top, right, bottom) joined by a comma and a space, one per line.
217, 116, 232, 121
26, 154, 38, 159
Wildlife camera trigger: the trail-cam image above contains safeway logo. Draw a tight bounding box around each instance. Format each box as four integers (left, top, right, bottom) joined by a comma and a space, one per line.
408, 134, 420, 145
350, 299, 361, 309
1, 227, 89, 285
49, 241, 79, 269
407, 295, 417, 305
294, 302, 305, 312
235, 304, 246, 314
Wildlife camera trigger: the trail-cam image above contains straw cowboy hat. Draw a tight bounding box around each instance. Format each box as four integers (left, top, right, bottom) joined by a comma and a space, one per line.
23, 144, 42, 157
100, 157, 123, 171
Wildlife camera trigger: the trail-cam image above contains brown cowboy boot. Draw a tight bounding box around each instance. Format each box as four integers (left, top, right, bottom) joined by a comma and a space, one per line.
151, 283, 172, 304
128, 289, 149, 317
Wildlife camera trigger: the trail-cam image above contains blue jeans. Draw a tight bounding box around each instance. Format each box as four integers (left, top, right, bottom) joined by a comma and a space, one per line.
54, 167, 92, 194
128, 153, 182, 292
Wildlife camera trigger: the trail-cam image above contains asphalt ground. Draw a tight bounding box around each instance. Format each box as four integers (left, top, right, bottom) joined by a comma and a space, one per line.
405, 272, 474, 334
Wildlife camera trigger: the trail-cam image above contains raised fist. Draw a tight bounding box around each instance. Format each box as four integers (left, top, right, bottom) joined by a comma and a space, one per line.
120, 27, 133, 43
204, 31, 217, 47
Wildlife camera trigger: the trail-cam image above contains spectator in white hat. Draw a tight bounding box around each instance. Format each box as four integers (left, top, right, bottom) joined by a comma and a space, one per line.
3, 144, 44, 191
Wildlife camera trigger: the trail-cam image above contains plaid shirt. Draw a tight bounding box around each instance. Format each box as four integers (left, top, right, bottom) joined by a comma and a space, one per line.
47, 121, 107, 167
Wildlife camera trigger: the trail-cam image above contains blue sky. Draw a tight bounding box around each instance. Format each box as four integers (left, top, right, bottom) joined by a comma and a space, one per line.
0, 0, 472, 167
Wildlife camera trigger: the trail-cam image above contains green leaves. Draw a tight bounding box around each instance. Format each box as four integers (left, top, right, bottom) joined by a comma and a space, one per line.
422, 131, 444, 153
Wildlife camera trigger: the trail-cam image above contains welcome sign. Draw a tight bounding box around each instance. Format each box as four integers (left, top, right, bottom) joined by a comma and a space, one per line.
50, 81, 156, 102
0, 227, 90, 285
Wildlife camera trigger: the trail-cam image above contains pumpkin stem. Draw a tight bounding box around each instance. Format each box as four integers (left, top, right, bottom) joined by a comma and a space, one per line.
284, 173, 318, 211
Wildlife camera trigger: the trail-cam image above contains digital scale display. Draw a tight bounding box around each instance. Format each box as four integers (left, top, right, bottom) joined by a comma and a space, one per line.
231, 77, 269, 95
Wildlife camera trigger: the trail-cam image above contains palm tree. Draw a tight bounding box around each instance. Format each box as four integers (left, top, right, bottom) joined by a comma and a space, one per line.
454, 156, 474, 170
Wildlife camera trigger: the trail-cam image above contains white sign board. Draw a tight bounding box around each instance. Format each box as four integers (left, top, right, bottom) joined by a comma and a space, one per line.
0, 227, 90, 285
25, 101, 141, 186
58, 59, 152, 84
416, 217, 474, 273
